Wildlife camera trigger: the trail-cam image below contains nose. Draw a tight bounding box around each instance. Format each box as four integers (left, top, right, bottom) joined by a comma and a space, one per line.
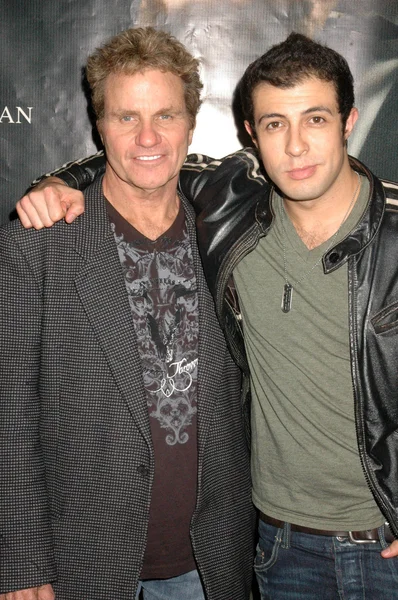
285, 125, 308, 157
136, 119, 161, 147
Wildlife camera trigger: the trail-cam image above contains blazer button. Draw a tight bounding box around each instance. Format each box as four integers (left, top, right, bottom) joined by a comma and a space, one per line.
137, 465, 149, 477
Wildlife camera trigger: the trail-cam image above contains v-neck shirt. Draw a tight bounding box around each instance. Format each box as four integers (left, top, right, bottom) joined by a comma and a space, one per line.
234, 175, 384, 530
107, 199, 198, 578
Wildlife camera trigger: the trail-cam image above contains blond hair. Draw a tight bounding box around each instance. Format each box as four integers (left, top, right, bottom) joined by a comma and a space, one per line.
86, 27, 202, 127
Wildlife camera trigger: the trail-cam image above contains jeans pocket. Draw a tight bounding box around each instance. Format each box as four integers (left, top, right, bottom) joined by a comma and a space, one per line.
254, 527, 282, 573
378, 524, 390, 550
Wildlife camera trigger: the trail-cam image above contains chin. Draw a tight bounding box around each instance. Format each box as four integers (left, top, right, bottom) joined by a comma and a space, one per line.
282, 182, 325, 202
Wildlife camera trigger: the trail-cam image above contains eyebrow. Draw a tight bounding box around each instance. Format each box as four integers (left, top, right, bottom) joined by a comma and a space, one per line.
258, 104, 333, 124
107, 109, 138, 119
258, 105, 333, 124
303, 105, 333, 116
155, 107, 185, 116
109, 107, 185, 118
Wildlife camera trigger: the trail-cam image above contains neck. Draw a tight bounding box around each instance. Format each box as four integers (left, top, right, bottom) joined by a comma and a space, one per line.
102, 170, 180, 240
282, 168, 360, 250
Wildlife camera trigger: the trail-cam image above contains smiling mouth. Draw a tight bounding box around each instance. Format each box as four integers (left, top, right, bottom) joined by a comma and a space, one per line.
135, 155, 163, 162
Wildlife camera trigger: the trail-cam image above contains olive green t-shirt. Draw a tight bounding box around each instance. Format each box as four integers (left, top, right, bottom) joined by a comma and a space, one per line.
234, 175, 384, 530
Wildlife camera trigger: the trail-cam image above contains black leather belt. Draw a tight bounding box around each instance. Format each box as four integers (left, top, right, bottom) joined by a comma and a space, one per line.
259, 511, 395, 544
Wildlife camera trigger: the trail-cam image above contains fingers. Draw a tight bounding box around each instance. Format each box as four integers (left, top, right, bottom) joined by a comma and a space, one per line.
16, 177, 84, 230
63, 192, 85, 223
381, 538, 398, 558
2, 586, 39, 599
38, 584, 55, 599
17, 179, 67, 229
15, 198, 35, 229
0, 584, 54, 600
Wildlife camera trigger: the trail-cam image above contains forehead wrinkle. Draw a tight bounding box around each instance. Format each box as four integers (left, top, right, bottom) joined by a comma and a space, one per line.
110, 109, 139, 117
107, 105, 185, 118
302, 105, 333, 116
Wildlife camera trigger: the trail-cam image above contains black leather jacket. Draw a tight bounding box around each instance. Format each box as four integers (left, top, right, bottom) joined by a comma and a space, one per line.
53, 147, 398, 536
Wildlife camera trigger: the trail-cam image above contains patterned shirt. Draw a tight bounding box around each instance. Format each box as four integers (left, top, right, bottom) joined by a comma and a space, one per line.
108, 199, 198, 578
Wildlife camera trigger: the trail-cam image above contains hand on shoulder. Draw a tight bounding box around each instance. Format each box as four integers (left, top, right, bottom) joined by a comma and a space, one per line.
16, 177, 85, 229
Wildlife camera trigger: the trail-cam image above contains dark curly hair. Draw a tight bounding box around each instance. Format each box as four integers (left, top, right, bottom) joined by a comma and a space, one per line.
240, 32, 355, 138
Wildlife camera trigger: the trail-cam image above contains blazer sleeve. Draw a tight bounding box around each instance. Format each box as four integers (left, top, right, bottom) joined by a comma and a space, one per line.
0, 228, 56, 593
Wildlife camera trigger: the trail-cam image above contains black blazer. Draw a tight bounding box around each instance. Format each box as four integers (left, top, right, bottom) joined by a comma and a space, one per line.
0, 178, 255, 599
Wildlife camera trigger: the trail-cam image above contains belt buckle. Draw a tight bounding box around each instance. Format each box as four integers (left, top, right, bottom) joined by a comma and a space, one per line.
348, 531, 378, 545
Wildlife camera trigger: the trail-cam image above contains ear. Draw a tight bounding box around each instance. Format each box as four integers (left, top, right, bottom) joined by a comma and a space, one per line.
97, 120, 104, 145
188, 125, 194, 147
244, 120, 258, 147
344, 107, 359, 141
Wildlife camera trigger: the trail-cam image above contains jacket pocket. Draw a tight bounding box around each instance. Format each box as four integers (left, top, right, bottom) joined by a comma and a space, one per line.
371, 301, 398, 334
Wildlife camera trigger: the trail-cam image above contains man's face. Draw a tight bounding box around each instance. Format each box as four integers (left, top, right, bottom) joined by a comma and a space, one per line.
245, 78, 358, 204
99, 69, 194, 198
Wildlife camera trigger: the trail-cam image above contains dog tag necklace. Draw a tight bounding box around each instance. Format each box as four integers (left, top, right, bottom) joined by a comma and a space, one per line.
280, 172, 361, 313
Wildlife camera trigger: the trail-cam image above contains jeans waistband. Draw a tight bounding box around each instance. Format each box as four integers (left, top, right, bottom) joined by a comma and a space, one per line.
258, 511, 395, 544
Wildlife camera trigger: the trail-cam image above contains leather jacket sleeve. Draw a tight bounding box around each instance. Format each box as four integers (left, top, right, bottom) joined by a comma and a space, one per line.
29, 150, 215, 197
30, 151, 106, 190
178, 154, 220, 210
28, 149, 262, 212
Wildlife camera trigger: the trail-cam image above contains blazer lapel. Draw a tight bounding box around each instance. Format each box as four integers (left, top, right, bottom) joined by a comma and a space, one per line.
182, 197, 225, 465
73, 177, 151, 443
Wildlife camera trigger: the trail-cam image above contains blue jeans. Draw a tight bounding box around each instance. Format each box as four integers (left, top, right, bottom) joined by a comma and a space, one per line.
135, 569, 206, 600
255, 519, 398, 599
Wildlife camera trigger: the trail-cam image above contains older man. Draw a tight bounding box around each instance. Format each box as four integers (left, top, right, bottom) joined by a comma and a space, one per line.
0, 27, 255, 600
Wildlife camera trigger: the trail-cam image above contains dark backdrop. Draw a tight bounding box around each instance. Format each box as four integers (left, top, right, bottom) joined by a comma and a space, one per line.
1, 0, 397, 222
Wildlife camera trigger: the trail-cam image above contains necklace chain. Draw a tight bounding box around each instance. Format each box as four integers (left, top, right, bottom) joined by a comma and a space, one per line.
280, 171, 361, 313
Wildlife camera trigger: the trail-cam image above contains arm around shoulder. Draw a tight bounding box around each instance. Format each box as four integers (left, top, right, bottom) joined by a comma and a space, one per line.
179, 148, 268, 212
17, 151, 106, 229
